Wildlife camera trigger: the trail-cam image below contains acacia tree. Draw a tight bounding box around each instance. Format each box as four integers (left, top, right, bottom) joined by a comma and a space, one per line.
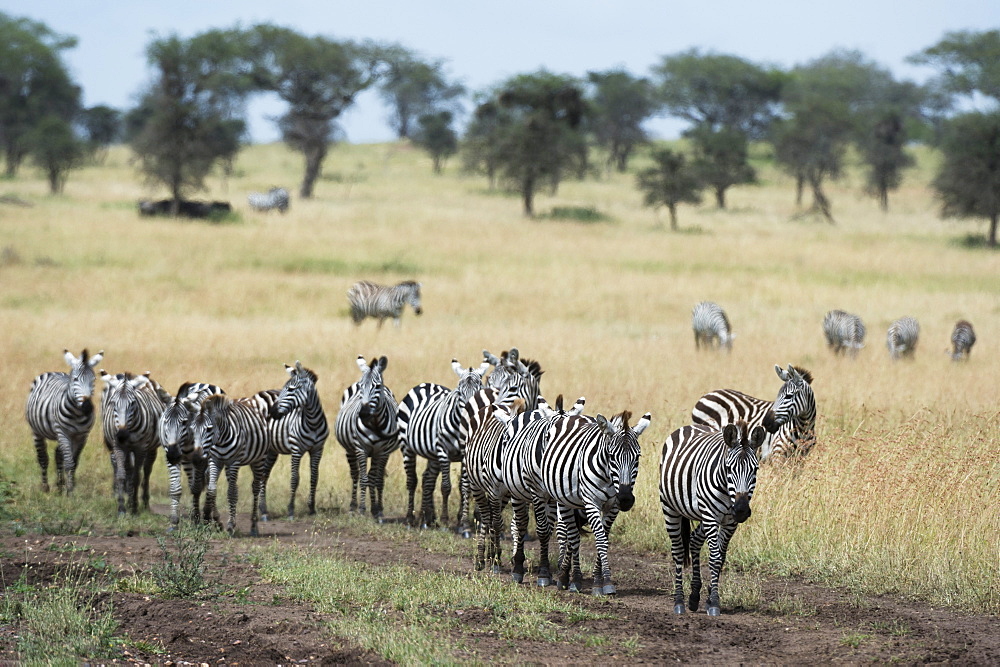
910, 30, 1000, 103
377, 47, 464, 139
636, 147, 703, 230
28, 114, 85, 193
586, 69, 655, 172
412, 111, 457, 173
78, 105, 122, 164
932, 112, 1000, 247
687, 125, 755, 208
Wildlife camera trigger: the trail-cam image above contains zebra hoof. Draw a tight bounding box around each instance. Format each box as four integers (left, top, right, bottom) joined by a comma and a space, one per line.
569, 582, 582, 594
491, 564, 501, 575
555, 580, 567, 591
536, 576, 551, 588
460, 529, 472, 539
512, 572, 524, 584
260, 514, 269, 523
602, 583, 617, 596
707, 606, 721, 617
673, 603, 686, 615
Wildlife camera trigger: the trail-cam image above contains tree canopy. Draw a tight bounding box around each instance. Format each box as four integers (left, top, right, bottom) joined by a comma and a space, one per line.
376, 46, 464, 140
585, 69, 655, 172
910, 30, 1000, 103
636, 147, 703, 230
412, 111, 458, 173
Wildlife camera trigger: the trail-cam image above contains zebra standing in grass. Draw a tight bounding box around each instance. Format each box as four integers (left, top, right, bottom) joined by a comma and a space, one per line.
101, 372, 165, 516
347, 280, 423, 328
823, 309, 866, 357
396, 359, 490, 531
334, 355, 399, 520
950, 320, 976, 361
501, 394, 586, 586
158, 382, 225, 529
25, 349, 104, 494
692, 301, 734, 351
541, 409, 651, 596
692, 364, 816, 462
660, 421, 765, 616
256, 362, 329, 520
193, 393, 271, 536
887, 316, 920, 360
247, 187, 289, 213
483, 348, 543, 411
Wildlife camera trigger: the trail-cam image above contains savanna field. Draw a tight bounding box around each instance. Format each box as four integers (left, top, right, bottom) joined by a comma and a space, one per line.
1, 140, 999, 662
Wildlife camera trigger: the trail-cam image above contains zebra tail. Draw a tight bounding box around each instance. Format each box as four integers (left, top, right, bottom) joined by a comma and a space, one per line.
681, 517, 691, 568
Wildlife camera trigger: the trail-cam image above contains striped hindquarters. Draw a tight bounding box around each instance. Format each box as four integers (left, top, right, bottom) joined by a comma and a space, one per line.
692, 389, 770, 432
397, 383, 451, 460
887, 316, 920, 360
823, 310, 866, 356
692, 301, 733, 350
951, 320, 976, 361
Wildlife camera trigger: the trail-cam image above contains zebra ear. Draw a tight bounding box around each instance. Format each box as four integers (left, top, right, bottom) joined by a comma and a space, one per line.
787, 364, 802, 383
64, 349, 77, 366
632, 412, 651, 436
378, 356, 388, 371
774, 364, 790, 382
507, 348, 520, 365
285, 364, 295, 377
89, 350, 104, 367
483, 350, 501, 366
748, 426, 766, 452
722, 423, 739, 448
569, 397, 587, 416
477, 361, 491, 375
295, 360, 304, 373
451, 359, 463, 376
595, 414, 615, 436
356, 355, 368, 372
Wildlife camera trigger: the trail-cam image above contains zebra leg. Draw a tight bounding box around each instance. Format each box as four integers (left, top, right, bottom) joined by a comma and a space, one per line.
111, 446, 128, 517
664, 514, 688, 614
127, 449, 142, 515
532, 497, 556, 587
592, 506, 619, 596
249, 464, 268, 538
439, 459, 452, 529
307, 444, 323, 516
355, 446, 370, 516
204, 459, 222, 529
225, 463, 240, 535
456, 462, 473, 538
346, 447, 361, 513
706, 526, 736, 616
167, 461, 183, 530
473, 491, 489, 571
555, 505, 583, 592
420, 460, 440, 528
257, 452, 278, 522
33, 436, 50, 493
370, 451, 390, 522
689, 522, 711, 612
509, 499, 530, 583
489, 495, 505, 575
141, 446, 157, 512
190, 460, 206, 524
56, 432, 76, 494
287, 452, 302, 519
583, 503, 612, 596
403, 447, 418, 526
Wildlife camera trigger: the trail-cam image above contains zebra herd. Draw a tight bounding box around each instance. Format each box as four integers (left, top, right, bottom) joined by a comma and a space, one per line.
23, 344, 822, 614
695, 301, 978, 362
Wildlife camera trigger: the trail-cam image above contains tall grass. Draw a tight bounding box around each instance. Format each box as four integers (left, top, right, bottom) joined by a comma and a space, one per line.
1, 140, 997, 612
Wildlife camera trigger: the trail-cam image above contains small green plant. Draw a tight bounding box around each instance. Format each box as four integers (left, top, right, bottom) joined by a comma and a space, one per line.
766, 594, 818, 617
151, 526, 217, 599
17, 583, 120, 663
543, 206, 613, 223
840, 632, 872, 649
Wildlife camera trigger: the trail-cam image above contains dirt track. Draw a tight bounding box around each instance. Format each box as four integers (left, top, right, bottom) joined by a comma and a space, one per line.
0, 507, 996, 665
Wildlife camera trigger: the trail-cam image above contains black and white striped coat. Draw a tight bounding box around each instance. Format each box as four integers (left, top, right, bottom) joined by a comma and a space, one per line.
101, 371, 165, 516
483, 348, 543, 411
691, 364, 816, 462
25, 349, 104, 495
247, 187, 289, 213
541, 409, 651, 596
334, 355, 399, 520
396, 359, 490, 530
157, 382, 225, 528
823, 309, 866, 357
257, 362, 330, 520
660, 421, 764, 616
950, 320, 976, 361
692, 301, 734, 351
193, 393, 271, 536
887, 316, 920, 360
347, 280, 423, 328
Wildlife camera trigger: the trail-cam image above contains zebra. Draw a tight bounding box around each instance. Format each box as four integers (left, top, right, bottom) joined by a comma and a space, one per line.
25, 349, 104, 494
823, 309, 866, 357
347, 280, 423, 328
541, 409, 651, 596
158, 382, 225, 529
660, 420, 765, 616
257, 361, 330, 520
100, 371, 165, 516
334, 355, 400, 520
692, 301, 734, 351
691, 364, 816, 462
193, 393, 271, 536
247, 187, 289, 213
501, 394, 587, 586
887, 316, 920, 360
483, 348, 543, 411
950, 320, 976, 361
396, 358, 490, 531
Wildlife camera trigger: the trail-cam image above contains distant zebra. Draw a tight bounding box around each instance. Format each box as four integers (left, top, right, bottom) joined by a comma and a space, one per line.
887, 316, 920, 360
257, 361, 330, 520
193, 394, 271, 536
823, 309, 866, 357
950, 320, 976, 361
25, 349, 104, 494
348, 280, 423, 328
501, 394, 586, 586
692, 364, 816, 462
247, 187, 289, 213
396, 359, 490, 531
483, 348, 543, 411
660, 421, 765, 616
334, 355, 399, 520
541, 409, 651, 595
692, 301, 734, 351
158, 382, 225, 529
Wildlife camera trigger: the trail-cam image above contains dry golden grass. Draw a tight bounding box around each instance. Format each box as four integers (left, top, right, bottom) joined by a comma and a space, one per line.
1, 140, 997, 611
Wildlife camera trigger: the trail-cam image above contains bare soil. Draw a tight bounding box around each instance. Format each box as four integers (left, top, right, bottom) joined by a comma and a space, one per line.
0, 506, 995, 665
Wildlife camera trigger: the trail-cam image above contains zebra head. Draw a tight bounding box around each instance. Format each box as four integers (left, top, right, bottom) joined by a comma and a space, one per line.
356, 355, 389, 424
101, 371, 151, 443
483, 348, 543, 411
192, 394, 228, 457
596, 410, 651, 512
762, 364, 814, 434
722, 421, 764, 524
158, 395, 196, 464
270, 361, 319, 419
65, 348, 103, 407
451, 358, 491, 401
401, 280, 423, 316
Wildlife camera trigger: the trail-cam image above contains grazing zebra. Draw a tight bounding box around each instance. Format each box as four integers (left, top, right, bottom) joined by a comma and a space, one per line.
396, 358, 490, 531
887, 316, 920, 360
541, 409, 651, 596
483, 348, 543, 411
257, 361, 330, 520
25, 349, 104, 494
247, 187, 289, 213
347, 280, 423, 328
950, 320, 976, 361
691, 364, 816, 462
193, 394, 271, 536
660, 421, 765, 616
823, 309, 866, 357
692, 301, 734, 351
158, 382, 225, 529
501, 394, 587, 586
101, 372, 165, 516
334, 355, 400, 520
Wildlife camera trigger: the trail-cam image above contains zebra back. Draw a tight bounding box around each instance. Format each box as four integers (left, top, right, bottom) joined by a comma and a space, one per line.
692, 301, 733, 350
823, 309, 866, 356
951, 320, 976, 361
192, 393, 270, 466
887, 316, 920, 360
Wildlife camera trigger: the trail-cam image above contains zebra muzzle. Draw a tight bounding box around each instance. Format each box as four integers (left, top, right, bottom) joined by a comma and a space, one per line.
617, 486, 636, 512
762, 410, 781, 434
165, 444, 182, 465
731, 495, 752, 523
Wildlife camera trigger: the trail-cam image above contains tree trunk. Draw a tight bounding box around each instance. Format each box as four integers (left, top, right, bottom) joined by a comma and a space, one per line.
668, 203, 678, 231
522, 176, 535, 217
810, 176, 834, 224
300, 144, 327, 199
170, 179, 182, 217
794, 174, 804, 207
432, 155, 442, 174
714, 186, 726, 209
47, 168, 62, 194
990, 213, 998, 248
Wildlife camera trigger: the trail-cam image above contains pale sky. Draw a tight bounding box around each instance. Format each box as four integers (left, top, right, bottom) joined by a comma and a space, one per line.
4, 1, 997, 143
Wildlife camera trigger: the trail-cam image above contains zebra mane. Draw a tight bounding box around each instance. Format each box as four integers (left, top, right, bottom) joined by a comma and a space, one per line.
614, 410, 632, 429
791, 366, 814, 385
522, 358, 543, 379
398, 280, 420, 288
202, 393, 228, 410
